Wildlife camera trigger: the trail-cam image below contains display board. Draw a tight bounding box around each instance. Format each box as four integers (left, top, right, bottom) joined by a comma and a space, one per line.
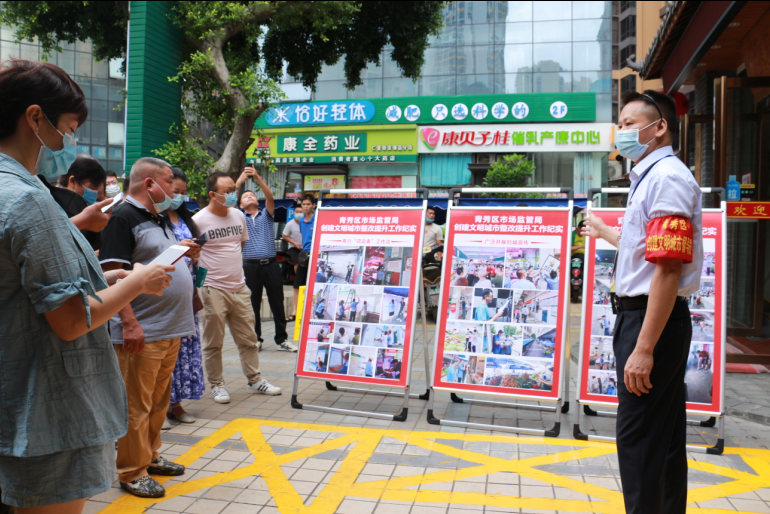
296, 208, 425, 388
577, 208, 726, 416
432, 208, 572, 402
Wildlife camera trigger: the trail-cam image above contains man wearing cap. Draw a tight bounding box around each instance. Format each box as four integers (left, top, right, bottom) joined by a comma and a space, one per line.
582, 90, 702, 514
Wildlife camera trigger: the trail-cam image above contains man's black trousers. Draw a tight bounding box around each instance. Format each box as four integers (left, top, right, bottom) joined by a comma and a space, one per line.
614, 299, 691, 514
243, 260, 287, 344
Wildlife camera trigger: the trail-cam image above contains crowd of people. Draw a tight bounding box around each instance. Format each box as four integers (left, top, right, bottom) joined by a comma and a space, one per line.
0, 60, 319, 512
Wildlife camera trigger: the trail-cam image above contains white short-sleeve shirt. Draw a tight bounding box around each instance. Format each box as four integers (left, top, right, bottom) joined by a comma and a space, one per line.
615, 146, 703, 297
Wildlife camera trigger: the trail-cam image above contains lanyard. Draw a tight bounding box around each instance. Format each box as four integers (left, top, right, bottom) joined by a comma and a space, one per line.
629, 155, 673, 201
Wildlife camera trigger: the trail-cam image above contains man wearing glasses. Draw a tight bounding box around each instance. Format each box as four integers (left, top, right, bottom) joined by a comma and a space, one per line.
193, 172, 282, 405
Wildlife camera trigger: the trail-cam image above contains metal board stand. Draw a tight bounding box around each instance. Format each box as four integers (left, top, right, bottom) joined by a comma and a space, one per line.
426, 187, 575, 437
291, 187, 429, 421
572, 187, 726, 455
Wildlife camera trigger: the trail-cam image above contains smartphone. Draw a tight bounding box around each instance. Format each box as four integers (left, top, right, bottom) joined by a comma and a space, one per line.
195, 233, 208, 247
102, 192, 124, 213
150, 245, 190, 266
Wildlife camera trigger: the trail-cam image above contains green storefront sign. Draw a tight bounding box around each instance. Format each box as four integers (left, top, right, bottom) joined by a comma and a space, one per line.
256, 93, 596, 129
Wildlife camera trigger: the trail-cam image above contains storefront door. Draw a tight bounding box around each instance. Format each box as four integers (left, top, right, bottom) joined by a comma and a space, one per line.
714, 77, 770, 337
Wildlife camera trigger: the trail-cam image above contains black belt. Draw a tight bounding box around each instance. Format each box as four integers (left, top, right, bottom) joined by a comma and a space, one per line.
244, 257, 277, 265
611, 293, 687, 313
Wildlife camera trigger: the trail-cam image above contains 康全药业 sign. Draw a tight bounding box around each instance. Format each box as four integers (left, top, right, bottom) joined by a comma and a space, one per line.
416, 123, 615, 153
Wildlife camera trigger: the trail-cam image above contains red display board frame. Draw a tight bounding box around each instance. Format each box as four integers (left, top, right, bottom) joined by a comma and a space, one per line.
295, 208, 425, 389
577, 209, 726, 416
431, 207, 572, 402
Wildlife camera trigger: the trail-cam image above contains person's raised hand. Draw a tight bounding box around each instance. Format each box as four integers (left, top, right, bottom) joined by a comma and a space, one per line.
177, 239, 201, 260
131, 262, 175, 296
75, 198, 113, 232
581, 210, 607, 240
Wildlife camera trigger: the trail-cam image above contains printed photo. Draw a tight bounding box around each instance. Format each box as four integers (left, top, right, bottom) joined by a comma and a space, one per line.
444, 322, 487, 353
375, 349, 404, 379
686, 342, 714, 404
441, 353, 470, 384
303, 343, 330, 373
467, 355, 487, 385
521, 325, 557, 358
333, 323, 364, 345
687, 278, 715, 312
515, 290, 559, 325
349, 346, 379, 378
316, 246, 364, 284
586, 370, 618, 396
327, 345, 351, 375
592, 305, 617, 337
381, 287, 409, 325
691, 311, 715, 342
504, 247, 561, 290
589, 336, 615, 370
337, 285, 382, 323
483, 357, 553, 391
449, 246, 506, 288
702, 252, 716, 277
488, 324, 523, 356
471, 287, 514, 322
381, 247, 414, 287
307, 322, 334, 344
361, 247, 387, 285
359, 324, 405, 348
447, 287, 474, 321
311, 284, 338, 320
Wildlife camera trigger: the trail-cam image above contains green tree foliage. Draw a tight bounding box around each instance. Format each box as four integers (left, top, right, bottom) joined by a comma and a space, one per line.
480, 154, 542, 199
1, 1, 444, 197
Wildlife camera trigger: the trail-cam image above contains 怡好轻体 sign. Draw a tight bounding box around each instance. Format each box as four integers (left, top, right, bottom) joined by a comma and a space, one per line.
296, 209, 426, 388
417, 123, 615, 153
433, 209, 571, 401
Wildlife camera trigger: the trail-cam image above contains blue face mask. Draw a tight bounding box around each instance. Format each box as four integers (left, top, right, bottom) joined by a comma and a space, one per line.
34, 116, 78, 181
148, 179, 173, 213
215, 191, 238, 208
169, 193, 185, 210
294, 212, 304, 221
426, 217, 434, 224
82, 186, 98, 205
615, 119, 660, 162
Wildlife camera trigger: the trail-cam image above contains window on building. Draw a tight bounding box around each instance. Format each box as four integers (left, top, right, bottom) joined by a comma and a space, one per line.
620, 74, 636, 99
620, 1, 635, 14
620, 15, 636, 40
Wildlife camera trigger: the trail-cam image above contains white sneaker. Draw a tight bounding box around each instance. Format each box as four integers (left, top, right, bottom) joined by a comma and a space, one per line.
276, 341, 298, 352
248, 379, 282, 396
212, 384, 231, 404
162, 418, 171, 430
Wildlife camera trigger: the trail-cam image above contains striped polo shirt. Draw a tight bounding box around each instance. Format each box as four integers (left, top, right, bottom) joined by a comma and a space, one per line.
242, 208, 276, 259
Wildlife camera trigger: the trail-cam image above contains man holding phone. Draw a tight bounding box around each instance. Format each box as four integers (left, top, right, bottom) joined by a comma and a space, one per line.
100, 157, 200, 498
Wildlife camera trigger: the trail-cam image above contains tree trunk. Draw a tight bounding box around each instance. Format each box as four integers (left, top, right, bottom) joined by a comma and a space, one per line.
210, 110, 260, 176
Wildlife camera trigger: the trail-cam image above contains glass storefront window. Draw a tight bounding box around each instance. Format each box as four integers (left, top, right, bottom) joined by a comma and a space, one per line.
90, 100, 108, 122
75, 77, 91, 98
109, 82, 124, 102
457, 74, 495, 95
19, 44, 38, 61
92, 78, 108, 100
93, 60, 109, 79
420, 75, 457, 96
595, 93, 612, 122
533, 72, 571, 93
457, 45, 498, 75
383, 77, 418, 98
92, 146, 107, 159
573, 19, 612, 41
318, 60, 345, 81
428, 25, 457, 47
348, 79, 382, 99
499, 44, 532, 74
313, 81, 346, 101
91, 121, 108, 145
77, 121, 91, 144
572, 1, 611, 19
421, 47, 457, 76
534, 43, 571, 71
75, 52, 92, 76
572, 71, 612, 92
458, 23, 495, 46
57, 50, 75, 75
0, 41, 19, 60
496, 1, 533, 23
495, 22, 533, 45
533, 1, 571, 21
494, 72, 533, 94
573, 41, 612, 71
533, 21, 572, 43
108, 147, 124, 160
459, 2, 494, 24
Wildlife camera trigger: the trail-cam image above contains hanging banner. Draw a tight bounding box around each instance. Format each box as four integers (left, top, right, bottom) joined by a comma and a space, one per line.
296, 209, 425, 387
432, 208, 571, 401
577, 209, 725, 415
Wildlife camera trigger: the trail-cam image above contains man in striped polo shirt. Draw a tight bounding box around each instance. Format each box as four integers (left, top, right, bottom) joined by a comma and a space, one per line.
237, 166, 297, 352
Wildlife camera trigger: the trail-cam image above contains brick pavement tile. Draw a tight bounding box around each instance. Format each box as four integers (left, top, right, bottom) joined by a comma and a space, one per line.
452, 481, 486, 493
150, 496, 197, 512
697, 498, 737, 510
290, 481, 318, 494
183, 498, 229, 514
337, 499, 377, 514
89, 487, 127, 503
410, 505, 449, 514
486, 472, 519, 485
290, 468, 329, 482
82, 501, 109, 514
234, 488, 273, 505
219, 503, 259, 514
729, 498, 770, 512
374, 503, 412, 514
362, 463, 396, 476
187, 458, 212, 470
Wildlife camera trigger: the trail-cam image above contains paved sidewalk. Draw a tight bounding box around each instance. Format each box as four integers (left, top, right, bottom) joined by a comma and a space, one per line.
86, 304, 770, 514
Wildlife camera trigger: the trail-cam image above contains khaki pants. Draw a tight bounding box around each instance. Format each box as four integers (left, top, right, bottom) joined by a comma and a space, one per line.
114, 337, 181, 483
199, 285, 262, 386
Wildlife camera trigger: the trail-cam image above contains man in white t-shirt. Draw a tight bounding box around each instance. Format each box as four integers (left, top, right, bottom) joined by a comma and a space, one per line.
194, 172, 281, 404
423, 207, 444, 248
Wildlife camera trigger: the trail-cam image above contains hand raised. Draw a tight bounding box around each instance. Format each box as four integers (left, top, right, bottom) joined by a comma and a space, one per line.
132, 262, 175, 296
581, 210, 607, 240
77, 199, 113, 232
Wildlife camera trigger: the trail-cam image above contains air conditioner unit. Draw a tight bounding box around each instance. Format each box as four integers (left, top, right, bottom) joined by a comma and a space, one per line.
475, 154, 497, 164
608, 161, 624, 180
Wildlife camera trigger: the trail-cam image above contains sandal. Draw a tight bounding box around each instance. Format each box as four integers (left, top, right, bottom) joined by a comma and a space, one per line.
285, 315, 296, 322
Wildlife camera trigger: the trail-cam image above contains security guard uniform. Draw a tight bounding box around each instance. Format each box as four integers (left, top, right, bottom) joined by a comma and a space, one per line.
612, 145, 703, 514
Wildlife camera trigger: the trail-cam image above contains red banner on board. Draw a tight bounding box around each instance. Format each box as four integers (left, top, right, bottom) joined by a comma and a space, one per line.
432, 209, 571, 400
296, 209, 424, 387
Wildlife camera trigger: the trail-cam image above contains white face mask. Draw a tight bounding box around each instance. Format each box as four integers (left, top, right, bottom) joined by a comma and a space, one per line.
105, 184, 121, 198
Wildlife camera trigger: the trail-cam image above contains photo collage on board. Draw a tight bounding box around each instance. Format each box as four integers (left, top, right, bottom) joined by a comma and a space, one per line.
587, 241, 619, 397
442, 242, 561, 392
683, 238, 717, 404
304, 244, 414, 380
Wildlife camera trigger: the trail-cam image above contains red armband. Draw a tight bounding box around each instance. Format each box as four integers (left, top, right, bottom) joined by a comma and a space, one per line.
645, 216, 694, 264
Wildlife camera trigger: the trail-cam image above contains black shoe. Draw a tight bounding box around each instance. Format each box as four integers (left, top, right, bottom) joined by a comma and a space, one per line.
148, 456, 185, 476
120, 476, 165, 498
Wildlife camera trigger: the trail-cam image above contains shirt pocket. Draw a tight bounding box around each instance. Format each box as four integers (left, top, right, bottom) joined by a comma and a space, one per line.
620, 208, 644, 249
62, 348, 106, 377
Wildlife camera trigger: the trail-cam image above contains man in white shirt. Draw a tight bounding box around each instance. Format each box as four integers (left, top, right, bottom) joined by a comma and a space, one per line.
423, 207, 444, 248
582, 90, 702, 514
